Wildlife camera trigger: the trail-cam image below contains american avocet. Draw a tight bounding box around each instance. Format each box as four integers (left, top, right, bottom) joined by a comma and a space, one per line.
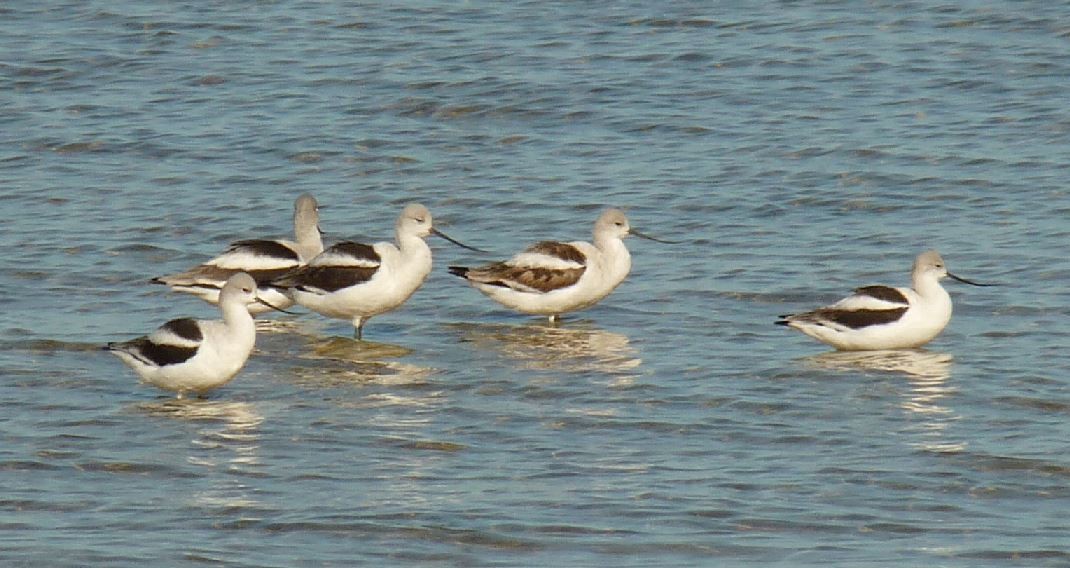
151, 193, 323, 315
776, 250, 993, 351
448, 208, 674, 323
106, 273, 288, 397
271, 203, 480, 340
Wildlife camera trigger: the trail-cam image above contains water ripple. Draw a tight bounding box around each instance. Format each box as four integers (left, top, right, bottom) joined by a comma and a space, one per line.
4, 1, 1070, 565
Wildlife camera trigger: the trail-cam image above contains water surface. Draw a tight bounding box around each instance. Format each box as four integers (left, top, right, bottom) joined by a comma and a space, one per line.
3, 1, 1070, 565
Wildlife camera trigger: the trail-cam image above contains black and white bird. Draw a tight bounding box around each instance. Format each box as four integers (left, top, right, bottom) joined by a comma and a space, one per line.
776, 250, 992, 351
449, 208, 673, 323
271, 203, 480, 339
107, 272, 283, 397
151, 193, 323, 315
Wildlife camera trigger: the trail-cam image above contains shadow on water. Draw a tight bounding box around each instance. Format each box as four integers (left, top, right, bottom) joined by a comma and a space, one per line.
447, 320, 643, 377
802, 350, 964, 454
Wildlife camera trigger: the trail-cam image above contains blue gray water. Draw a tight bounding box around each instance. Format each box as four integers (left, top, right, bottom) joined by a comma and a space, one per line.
4, 1, 1070, 565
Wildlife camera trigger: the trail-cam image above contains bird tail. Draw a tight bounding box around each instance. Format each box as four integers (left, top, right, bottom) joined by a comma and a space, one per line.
448, 266, 470, 278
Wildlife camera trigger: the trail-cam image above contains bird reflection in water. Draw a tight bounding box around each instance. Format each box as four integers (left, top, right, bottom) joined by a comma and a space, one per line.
289, 335, 433, 388
132, 399, 265, 509
290, 337, 452, 490
804, 350, 964, 453
253, 318, 306, 333
452, 321, 642, 377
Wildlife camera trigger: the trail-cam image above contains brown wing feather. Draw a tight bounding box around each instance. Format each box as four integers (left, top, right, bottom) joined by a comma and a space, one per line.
459, 240, 586, 293
524, 241, 587, 266
478, 263, 585, 293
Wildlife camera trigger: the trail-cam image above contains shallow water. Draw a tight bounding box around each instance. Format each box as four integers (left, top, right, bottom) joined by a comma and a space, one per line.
4, 1, 1070, 565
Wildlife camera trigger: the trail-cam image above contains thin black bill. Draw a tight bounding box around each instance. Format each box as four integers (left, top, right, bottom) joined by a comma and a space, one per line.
431, 228, 486, 252
630, 228, 680, 244
948, 272, 996, 287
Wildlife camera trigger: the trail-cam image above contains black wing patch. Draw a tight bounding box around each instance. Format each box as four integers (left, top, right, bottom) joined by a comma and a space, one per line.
324, 241, 381, 264
228, 239, 301, 262
162, 318, 203, 342
816, 307, 909, 330
275, 241, 383, 293
249, 267, 305, 287
114, 337, 199, 367
298, 266, 379, 293
854, 286, 909, 305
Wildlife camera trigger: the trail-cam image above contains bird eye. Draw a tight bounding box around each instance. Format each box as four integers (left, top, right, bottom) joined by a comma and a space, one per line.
614, 221, 624, 227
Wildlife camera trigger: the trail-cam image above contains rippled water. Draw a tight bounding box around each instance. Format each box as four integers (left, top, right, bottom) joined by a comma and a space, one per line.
4, 1, 1070, 565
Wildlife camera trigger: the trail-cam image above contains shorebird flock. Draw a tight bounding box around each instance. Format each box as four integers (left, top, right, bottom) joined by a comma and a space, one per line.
106, 193, 994, 397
